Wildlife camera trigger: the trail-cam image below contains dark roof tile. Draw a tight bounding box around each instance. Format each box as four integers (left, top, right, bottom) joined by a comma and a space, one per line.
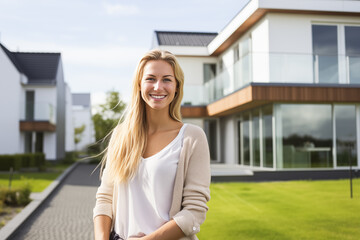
0, 43, 60, 84
155, 31, 218, 47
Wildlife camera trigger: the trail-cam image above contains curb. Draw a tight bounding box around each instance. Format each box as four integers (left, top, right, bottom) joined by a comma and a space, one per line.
0, 161, 81, 240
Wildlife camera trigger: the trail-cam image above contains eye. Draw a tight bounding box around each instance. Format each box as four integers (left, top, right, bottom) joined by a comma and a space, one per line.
146, 77, 155, 81
163, 78, 172, 82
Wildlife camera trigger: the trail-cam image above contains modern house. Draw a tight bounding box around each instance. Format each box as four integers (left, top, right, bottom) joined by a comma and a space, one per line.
72, 93, 95, 151
0, 42, 74, 161
152, 0, 360, 176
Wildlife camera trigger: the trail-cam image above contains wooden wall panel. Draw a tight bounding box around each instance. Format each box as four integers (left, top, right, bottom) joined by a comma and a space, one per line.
181, 106, 208, 118
205, 85, 360, 117
20, 121, 56, 132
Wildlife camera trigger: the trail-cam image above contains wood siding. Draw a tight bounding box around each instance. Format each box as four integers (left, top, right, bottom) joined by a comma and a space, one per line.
182, 85, 360, 117
20, 121, 56, 132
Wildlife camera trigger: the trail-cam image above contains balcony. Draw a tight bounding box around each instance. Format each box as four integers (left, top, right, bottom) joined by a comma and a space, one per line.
20, 102, 56, 132
182, 52, 360, 107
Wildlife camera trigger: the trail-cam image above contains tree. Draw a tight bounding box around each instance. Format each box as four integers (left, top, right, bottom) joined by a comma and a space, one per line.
74, 124, 86, 147
92, 90, 126, 147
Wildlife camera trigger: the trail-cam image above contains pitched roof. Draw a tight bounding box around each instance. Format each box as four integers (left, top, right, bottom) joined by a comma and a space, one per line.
155, 31, 218, 47
72, 93, 91, 107
0, 43, 60, 85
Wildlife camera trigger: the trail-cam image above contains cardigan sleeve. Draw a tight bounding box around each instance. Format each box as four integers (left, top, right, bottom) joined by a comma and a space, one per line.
93, 162, 114, 220
172, 126, 211, 236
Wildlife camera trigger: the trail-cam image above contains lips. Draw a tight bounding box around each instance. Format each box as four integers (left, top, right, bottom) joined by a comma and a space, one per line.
150, 94, 167, 99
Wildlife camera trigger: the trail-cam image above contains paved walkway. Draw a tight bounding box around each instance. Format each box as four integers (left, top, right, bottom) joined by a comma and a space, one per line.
11, 163, 101, 240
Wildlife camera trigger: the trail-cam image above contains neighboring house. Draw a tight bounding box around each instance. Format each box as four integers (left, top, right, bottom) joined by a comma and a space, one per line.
0, 42, 74, 160
72, 93, 95, 151
152, 0, 360, 173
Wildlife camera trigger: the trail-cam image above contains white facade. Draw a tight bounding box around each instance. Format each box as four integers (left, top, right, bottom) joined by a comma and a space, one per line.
72, 106, 95, 151
65, 84, 75, 152
0, 47, 22, 154
0, 43, 74, 160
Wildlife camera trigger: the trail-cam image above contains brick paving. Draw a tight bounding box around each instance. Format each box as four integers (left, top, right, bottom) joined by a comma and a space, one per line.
11, 163, 101, 240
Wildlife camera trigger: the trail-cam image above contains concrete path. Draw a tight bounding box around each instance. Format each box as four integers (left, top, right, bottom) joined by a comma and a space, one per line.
11, 163, 101, 240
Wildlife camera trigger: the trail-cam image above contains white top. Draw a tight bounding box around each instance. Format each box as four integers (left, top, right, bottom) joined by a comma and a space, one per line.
114, 124, 187, 239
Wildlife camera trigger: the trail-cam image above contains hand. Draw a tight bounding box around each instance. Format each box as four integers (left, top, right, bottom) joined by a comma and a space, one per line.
127, 232, 146, 240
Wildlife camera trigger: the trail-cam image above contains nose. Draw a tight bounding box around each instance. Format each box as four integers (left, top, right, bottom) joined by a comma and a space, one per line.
154, 80, 162, 90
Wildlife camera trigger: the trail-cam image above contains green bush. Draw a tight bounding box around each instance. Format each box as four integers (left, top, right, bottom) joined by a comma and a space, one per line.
63, 151, 78, 164
33, 153, 46, 171
0, 155, 22, 171
0, 179, 32, 206
0, 153, 45, 171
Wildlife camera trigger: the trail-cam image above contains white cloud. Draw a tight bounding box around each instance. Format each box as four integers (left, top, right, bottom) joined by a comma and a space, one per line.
104, 3, 140, 16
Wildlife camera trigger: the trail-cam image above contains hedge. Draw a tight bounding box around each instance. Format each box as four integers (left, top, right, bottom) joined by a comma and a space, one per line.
0, 153, 45, 171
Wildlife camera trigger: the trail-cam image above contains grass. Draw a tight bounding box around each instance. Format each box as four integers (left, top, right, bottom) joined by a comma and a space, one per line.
0, 163, 73, 193
198, 179, 360, 240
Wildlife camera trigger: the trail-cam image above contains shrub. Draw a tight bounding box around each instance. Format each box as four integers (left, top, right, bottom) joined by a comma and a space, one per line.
33, 153, 46, 171
0, 155, 22, 171
0, 179, 32, 206
63, 151, 78, 164
0, 153, 45, 171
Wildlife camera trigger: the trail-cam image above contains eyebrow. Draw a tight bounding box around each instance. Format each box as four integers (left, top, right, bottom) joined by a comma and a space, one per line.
145, 74, 174, 78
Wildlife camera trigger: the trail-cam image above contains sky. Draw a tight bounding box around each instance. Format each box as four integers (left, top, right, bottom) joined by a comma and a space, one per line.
0, 0, 249, 107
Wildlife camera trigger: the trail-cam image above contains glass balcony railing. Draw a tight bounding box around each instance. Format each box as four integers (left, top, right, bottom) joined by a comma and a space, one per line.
20, 102, 56, 124
182, 85, 206, 106
181, 52, 360, 106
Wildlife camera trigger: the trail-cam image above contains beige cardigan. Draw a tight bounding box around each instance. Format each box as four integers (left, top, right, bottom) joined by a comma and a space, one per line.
93, 124, 211, 240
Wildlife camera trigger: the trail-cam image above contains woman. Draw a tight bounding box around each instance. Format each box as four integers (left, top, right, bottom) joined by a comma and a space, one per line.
93, 49, 211, 240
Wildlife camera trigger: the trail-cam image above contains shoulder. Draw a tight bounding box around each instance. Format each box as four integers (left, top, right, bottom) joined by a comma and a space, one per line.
183, 123, 207, 141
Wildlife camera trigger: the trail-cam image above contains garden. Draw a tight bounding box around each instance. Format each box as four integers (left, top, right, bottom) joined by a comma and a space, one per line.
0, 152, 77, 228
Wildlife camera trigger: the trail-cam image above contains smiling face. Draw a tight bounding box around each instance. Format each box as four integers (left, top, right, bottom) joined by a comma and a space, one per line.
140, 60, 177, 112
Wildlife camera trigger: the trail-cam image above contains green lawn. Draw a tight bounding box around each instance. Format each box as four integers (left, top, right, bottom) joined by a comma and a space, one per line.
0, 163, 72, 192
198, 179, 360, 240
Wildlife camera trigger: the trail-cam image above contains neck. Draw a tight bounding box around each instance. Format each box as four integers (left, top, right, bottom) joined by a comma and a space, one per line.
145, 106, 176, 133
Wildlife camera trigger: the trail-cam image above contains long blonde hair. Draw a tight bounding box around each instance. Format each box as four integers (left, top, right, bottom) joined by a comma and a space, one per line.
101, 49, 184, 183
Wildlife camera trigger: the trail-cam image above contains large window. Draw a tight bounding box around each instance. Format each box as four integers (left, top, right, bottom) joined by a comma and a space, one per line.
279, 104, 333, 168
312, 25, 339, 84
204, 119, 218, 161
203, 64, 216, 83
238, 105, 274, 168
242, 112, 250, 166
262, 106, 273, 168
345, 26, 360, 84
252, 109, 260, 167
335, 105, 357, 167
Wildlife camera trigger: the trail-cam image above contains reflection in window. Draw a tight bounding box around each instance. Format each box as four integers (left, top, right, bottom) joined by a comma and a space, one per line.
262, 106, 273, 168
345, 26, 360, 84
335, 105, 357, 166
252, 109, 260, 167
280, 104, 333, 168
312, 25, 339, 83
204, 119, 218, 161
242, 113, 250, 166
203, 64, 216, 83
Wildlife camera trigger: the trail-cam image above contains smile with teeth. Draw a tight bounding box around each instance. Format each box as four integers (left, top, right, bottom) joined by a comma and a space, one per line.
150, 94, 166, 99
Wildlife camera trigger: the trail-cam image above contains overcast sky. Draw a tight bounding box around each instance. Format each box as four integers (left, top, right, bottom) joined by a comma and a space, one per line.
0, 0, 249, 106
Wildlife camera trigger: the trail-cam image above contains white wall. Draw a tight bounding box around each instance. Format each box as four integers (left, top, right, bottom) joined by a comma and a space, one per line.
177, 56, 217, 105
251, 17, 270, 83
44, 132, 56, 160
0, 48, 21, 154
220, 115, 237, 164
72, 106, 95, 151
183, 118, 203, 128
65, 84, 75, 152
22, 86, 57, 122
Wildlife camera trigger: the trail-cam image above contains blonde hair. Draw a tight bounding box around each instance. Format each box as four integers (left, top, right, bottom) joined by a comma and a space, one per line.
100, 49, 184, 183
